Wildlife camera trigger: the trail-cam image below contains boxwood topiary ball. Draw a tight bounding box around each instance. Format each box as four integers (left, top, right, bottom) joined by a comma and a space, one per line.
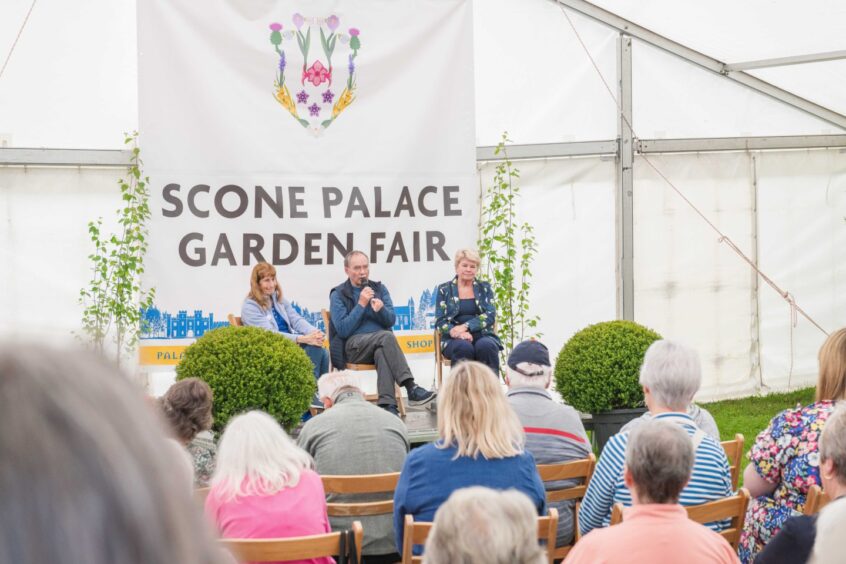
176, 325, 315, 433
554, 320, 662, 414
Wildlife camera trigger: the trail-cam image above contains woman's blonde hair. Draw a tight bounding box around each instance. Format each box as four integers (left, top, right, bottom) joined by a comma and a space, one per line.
817, 328, 846, 402
453, 249, 481, 269
211, 410, 314, 502
438, 361, 524, 459
248, 262, 281, 310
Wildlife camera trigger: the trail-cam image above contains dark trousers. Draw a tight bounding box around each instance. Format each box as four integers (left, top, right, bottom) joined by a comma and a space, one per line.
345, 331, 413, 406
301, 343, 330, 380
443, 334, 500, 374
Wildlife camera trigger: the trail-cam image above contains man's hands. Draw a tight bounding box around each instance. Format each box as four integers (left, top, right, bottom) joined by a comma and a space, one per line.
357, 286, 375, 307
297, 330, 325, 346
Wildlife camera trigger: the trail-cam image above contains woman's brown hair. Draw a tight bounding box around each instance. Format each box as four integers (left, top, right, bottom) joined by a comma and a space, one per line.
160, 378, 214, 443
817, 328, 846, 402
248, 262, 281, 310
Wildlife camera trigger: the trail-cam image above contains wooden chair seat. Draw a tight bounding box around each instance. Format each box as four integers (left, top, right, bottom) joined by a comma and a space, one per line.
720, 433, 745, 491
221, 521, 363, 563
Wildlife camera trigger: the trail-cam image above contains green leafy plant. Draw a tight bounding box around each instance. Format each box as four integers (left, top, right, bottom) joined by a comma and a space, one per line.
78, 132, 155, 367
477, 132, 540, 366
176, 326, 315, 432
554, 320, 662, 413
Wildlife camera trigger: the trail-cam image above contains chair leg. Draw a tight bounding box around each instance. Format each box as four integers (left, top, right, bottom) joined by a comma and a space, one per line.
395, 384, 406, 417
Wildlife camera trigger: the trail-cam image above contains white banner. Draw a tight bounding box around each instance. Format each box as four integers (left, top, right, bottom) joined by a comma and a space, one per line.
137, 0, 476, 367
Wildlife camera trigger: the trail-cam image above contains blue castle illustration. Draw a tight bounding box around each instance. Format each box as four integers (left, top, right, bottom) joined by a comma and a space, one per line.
140, 286, 439, 340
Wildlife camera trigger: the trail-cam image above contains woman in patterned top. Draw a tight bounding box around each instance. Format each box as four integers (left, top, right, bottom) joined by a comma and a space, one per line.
160, 378, 216, 487
738, 328, 846, 563
435, 249, 502, 374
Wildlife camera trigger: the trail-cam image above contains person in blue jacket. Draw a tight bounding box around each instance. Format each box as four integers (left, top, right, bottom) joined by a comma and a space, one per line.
241, 262, 329, 390
435, 249, 502, 374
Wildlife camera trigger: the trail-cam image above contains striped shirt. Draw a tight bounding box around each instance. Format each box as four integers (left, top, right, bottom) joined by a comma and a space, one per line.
578, 411, 732, 536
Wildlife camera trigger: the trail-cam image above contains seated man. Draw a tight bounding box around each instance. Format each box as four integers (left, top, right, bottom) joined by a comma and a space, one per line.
567, 420, 739, 563
298, 371, 409, 564
579, 339, 732, 535
505, 340, 591, 547
755, 403, 846, 564
329, 250, 434, 415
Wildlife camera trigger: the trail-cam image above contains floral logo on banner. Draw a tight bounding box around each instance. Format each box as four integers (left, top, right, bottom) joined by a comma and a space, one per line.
268, 13, 362, 134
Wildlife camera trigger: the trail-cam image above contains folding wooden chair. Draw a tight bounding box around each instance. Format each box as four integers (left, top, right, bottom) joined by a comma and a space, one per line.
221, 521, 363, 563
610, 502, 625, 526
227, 314, 242, 326
321, 472, 401, 518
804, 484, 832, 515
720, 433, 745, 491
434, 330, 450, 389
401, 508, 559, 564
536, 454, 596, 560
321, 309, 406, 416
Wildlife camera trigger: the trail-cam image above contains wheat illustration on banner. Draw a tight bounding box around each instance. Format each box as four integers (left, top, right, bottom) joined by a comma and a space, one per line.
269, 13, 361, 134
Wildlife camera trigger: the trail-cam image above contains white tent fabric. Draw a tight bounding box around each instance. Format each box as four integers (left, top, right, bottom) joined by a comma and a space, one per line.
1, 0, 845, 399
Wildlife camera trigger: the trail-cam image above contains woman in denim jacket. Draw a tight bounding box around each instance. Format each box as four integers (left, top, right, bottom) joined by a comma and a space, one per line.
435, 249, 503, 374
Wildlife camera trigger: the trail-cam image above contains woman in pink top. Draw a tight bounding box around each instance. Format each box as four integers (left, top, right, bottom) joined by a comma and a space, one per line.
205, 410, 333, 564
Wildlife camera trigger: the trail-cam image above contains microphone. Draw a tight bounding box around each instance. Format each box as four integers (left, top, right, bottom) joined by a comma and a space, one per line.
360, 278, 374, 302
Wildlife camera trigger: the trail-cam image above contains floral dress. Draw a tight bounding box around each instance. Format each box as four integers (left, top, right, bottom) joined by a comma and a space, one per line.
186, 430, 217, 487
738, 400, 835, 563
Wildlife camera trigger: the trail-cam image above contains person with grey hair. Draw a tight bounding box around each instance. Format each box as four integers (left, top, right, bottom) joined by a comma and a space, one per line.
756, 403, 846, 564
298, 370, 409, 564
423, 487, 546, 564
505, 340, 590, 547
0, 345, 229, 564
568, 420, 739, 563
579, 339, 732, 536
329, 250, 435, 416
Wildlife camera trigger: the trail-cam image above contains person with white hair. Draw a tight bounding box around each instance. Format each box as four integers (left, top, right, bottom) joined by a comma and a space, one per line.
756, 403, 846, 564
578, 339, 732, 536
423, 487, 546, 564
204, 410, 333, 564
505, 340, 590, 547
298, 371, 409, 564
567, 420, 739, 563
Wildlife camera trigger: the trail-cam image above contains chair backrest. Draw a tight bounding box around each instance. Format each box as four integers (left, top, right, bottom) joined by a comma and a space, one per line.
610, 502, 624, 526
685, 488, 750, 549
402, 509, 559, 564
221, 521, 363, 563
321, 309, 332, 340
228, 314, 243, 327
321, 472, 401, 517
804, 484, 832, 515
536, 454, 597, 503
720, 433, 745, 490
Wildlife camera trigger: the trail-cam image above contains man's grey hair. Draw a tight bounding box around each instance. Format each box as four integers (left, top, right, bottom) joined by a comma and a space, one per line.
639, 340, 702, 411
506, 363, 552, 389
343, 250, 368, 267
317, 370, 363, 402
626, 419, 694, 504
423, 487, 546, 564
820, 403, 846, 485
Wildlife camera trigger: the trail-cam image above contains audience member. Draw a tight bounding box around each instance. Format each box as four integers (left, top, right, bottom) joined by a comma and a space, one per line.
808, 493, 846, 564
205, 410, 333, 564
160, 377, 217, 486
621, 401, 720, 441
566, 420, 739, 563
739, 328, 846, 563
393, 361, 546, 556
0, 345, 227, 564
579, 340, 732, 535
298, 370, 410, 563
505, 339, 591, 546
423, 487, 546, 564
756, 403, 846, 564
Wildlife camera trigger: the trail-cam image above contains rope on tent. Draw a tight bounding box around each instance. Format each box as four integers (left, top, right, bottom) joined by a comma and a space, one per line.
557, 4, 830, 356
0, 0, 38, 83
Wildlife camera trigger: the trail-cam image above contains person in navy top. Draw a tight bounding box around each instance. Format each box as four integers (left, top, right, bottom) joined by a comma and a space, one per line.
393, 361, 546, 556
241, 262, 329, 390
435, 249, 502, 374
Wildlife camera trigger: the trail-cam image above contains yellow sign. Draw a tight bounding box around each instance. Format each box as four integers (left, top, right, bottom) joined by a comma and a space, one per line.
139, 334, 435, 366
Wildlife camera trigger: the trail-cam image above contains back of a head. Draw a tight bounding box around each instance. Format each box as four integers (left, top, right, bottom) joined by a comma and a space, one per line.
213, 410, 314, 500
423, 487, 546, 564
639, 339, 701, 411
625, 419, 694, 504
160, 377, 214, 443
0, 345, 226, 564
438, 361, 524, 459
817, 328, 846, 402
317, 370, 362, 403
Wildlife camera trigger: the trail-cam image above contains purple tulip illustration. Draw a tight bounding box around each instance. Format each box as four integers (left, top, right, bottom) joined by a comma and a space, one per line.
327, 15, 339, 32
292, 13, 304, 29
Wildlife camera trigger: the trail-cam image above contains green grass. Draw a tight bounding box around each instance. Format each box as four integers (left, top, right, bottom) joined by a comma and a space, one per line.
703, 386, 816, 485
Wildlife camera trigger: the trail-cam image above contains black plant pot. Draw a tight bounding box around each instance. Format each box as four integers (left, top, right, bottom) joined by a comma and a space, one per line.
592, 407, 648, 452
